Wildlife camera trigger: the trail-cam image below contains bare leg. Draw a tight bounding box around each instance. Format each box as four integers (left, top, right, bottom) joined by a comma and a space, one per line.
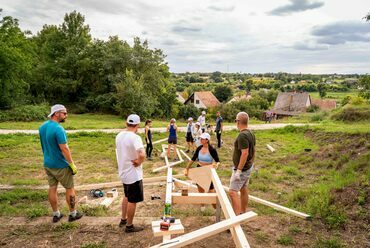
127, 202, 137, 226
167, 144, 172, 159
48, 186, 58, 211
66, 188, 76, 212
240, 186, 249, 214
173, 144, 178, 159
229, 190, 240, 215
121, 197, 128, 220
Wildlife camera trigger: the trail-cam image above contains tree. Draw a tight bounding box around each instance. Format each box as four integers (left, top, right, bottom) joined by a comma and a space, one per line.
365, 12, 370, 21
358, 75, 370, 99
0, 11, 35, 109
213, 85, 233, 102
317, 83, 327, 98
245, 79, 253, 94
210, 71, 223, 83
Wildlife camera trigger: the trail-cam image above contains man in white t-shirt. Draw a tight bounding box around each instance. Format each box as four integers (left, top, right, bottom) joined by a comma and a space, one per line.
116, 114, 146, 233
197, 111, 206, 132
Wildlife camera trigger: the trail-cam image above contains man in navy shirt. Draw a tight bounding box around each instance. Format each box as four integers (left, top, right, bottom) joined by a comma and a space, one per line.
39, 104, 83, 223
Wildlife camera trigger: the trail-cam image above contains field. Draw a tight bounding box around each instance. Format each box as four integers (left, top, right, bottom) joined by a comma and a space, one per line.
0, 113, 240, 130
0, 122, 369, 247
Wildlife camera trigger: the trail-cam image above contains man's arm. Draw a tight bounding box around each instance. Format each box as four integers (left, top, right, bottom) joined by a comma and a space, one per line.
132, 148, 146, 167
59, 144, 73, 164
237, 149, 249, 171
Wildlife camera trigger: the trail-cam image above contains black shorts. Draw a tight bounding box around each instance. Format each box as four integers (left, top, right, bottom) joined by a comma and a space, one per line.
123, 180, 144, 203
186, 132, 194, 142
168, 137, 177, 144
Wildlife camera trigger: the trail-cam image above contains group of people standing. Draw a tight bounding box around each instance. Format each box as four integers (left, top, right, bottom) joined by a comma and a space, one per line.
39, 104, 255, 234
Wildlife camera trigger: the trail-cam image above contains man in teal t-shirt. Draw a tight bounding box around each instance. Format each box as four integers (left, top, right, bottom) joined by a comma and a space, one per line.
39, 104, 83, 223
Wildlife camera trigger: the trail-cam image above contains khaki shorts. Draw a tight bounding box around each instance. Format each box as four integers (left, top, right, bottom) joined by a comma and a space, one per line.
45, 167, 74, 189
229, 165, 254, 191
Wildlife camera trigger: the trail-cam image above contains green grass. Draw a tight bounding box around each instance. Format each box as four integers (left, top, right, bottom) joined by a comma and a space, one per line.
53, 222, 79, 231
0, 113, 239, 130
310, 91, 358, 102
277, 234, 294, 245
81, 242, 107, 248
0, 189, 49, 217
314, 237, 345, 248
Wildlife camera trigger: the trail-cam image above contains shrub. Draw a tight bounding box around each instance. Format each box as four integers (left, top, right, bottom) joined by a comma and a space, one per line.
331, 105, 370, 122
307, 104, 320, 112
177, 104, 201, 120
311, 112, 327, 122
0, 104, 49, 122
220, 95, 270, 122
277, 234, 294, 245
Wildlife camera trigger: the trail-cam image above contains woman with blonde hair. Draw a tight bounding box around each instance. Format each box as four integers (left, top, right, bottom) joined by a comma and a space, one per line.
166, 118, 178, 161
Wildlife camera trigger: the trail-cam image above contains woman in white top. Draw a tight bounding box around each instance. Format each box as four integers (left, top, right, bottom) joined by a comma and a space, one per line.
193, 122, 202, 148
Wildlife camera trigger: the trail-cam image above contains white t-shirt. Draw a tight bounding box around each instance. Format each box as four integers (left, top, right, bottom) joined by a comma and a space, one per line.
197, 115, 206, 126
115, 131, 144, 184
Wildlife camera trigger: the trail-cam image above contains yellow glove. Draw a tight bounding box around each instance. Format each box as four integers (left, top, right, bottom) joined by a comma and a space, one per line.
69, 162, 78, 175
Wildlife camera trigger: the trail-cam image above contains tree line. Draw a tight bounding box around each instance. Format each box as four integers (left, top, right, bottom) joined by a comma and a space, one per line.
0, 10, 176, 118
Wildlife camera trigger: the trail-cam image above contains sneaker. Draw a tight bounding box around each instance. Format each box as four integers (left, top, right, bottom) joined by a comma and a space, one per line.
119, 218, 127, 227
68, 212, 83, 222
173, 158, 179, 161
148, 157, 153, 161
185, 150, 190, 153
125, 225, 144, 233
52, 213, 64, 223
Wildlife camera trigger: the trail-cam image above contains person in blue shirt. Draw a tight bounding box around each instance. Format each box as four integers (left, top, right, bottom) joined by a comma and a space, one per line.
166, 118, 178, 161
39, 104, 83, 223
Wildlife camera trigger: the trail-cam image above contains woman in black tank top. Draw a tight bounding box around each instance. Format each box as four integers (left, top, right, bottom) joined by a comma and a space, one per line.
145, 120, 153, 160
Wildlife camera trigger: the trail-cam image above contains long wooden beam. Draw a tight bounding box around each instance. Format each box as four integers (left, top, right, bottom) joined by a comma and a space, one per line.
210, 168, 251, 248
144, 138, 168, 148
174, 178, 310, 219
172, 192, 217, 205
222, 186, 311, 220
152, 160, 184, 173
151, 211, 257, 248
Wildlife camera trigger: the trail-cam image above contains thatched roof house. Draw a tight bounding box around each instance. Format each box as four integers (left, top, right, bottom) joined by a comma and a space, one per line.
184, 91, 220, 109
272, 92, 311, 116
228, 93, 252, 103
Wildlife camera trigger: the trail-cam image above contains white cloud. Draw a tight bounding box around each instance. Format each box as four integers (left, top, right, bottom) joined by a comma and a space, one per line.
2, 0, 370, 73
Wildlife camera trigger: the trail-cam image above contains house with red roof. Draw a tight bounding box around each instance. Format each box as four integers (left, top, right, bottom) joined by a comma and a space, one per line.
184, 91, 220, 109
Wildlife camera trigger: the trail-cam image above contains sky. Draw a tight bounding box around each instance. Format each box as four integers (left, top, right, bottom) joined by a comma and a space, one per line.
2, 0, 370, 74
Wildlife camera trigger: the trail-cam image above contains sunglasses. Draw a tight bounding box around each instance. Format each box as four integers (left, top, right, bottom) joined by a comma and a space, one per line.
234, 119, 240, 122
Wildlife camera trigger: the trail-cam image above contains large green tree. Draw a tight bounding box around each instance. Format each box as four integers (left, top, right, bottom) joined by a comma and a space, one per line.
0, 11, 35, 109
213, 85, 233, 102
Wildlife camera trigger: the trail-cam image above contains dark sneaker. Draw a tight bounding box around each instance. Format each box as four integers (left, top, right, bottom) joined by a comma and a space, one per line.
148, 157, 153, 161
52, 213, 64, 223
125, 225, 144, 233
119, 218, 127, 227
185, 150, 190, 153
68, 212, 83, 222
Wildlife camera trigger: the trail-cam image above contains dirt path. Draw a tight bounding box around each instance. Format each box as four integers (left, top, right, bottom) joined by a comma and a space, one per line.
0, 123, 308, 135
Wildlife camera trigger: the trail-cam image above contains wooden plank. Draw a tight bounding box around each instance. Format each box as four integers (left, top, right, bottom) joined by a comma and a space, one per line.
144, 138, 168, 148
152, 220, 185, 237
176, 178, 311, 219
172, 192, 217, 205
210, 168, 251, 248
151, 211, 257, 248
222, 186, 311, 220
266, 144, 275, 152
187, 166, 212, 192
180, 150, 192, 161
152, 160, 184, 173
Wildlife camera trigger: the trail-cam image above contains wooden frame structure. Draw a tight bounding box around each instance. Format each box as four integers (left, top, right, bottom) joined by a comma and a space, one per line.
151, 142, 311, 247
151, 148, 257, 247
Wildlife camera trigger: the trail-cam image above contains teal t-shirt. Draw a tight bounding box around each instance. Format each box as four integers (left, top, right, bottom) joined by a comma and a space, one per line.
39, 120, 69, 168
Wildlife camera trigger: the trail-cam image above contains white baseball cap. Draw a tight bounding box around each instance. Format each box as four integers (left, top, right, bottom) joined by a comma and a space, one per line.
195, 122, 200, 126
127, 114, 140, 125
171, 118, 176, 122
200, 132, 211, 140
187, 117, 193, 121
201, 111, 206, 115
48, 104, 67, 118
